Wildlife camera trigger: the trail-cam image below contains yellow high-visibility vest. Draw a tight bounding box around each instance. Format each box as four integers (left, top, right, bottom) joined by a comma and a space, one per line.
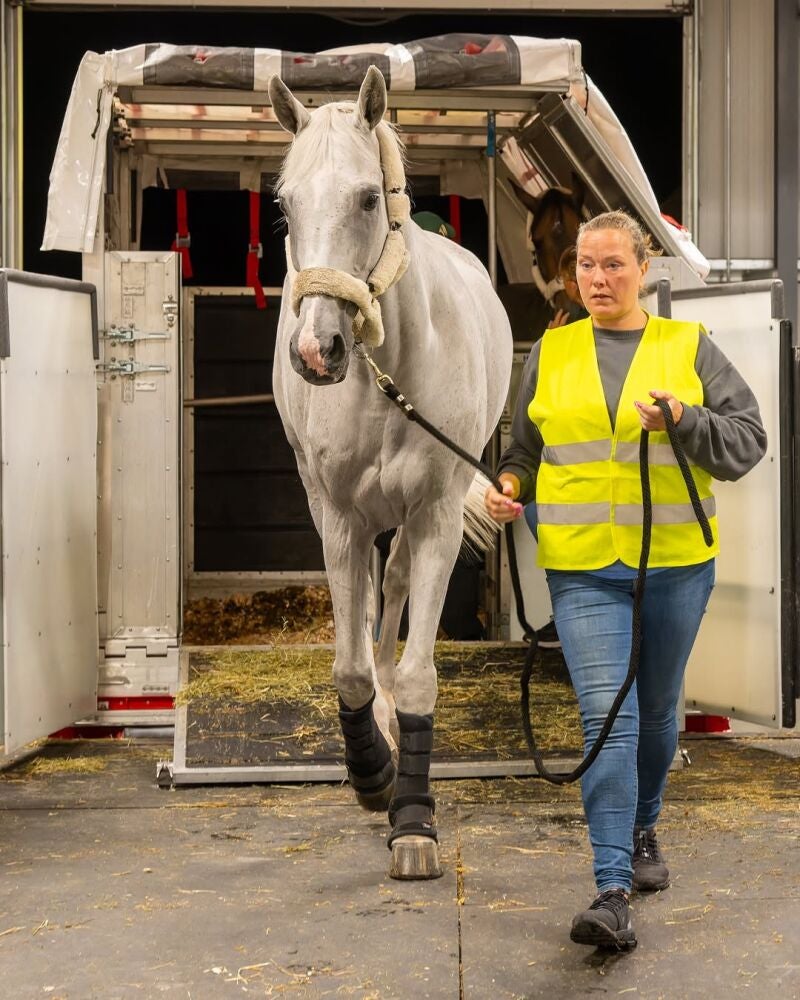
528, 314, 719, 570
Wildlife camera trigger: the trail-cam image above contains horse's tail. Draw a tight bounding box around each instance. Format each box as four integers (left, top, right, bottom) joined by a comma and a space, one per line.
461, 471, 501, 561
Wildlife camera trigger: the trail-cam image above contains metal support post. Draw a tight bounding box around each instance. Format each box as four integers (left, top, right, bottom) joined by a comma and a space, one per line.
775, 0, 799, 336
485, 110, 502, 635
1, 1, 23, 269
723, 0, 732, 282
486, 111, 497, 289
682, 7, 700, 240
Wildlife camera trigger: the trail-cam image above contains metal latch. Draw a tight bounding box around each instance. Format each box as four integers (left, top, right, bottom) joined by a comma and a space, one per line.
102, 324, 168, 344
96, 360, 171, 376
163, 299, 178, 327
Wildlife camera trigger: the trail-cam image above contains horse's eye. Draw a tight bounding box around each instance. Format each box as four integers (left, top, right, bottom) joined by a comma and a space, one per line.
363, 192, 380, 212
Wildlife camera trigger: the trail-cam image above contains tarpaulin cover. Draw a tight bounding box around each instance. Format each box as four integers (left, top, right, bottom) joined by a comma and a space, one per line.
41, 33, 708, 279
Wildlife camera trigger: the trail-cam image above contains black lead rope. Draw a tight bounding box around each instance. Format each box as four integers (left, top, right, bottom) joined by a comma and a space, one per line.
519, 399, 713, 784
363, 353, 713, 784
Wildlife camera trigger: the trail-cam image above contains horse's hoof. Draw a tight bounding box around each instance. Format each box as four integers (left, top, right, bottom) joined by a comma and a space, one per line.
389, 836, 443, 880
355, 778, 395, 813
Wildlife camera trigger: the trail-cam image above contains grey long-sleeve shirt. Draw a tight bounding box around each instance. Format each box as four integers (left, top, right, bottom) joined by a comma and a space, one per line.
498, 326, 768, 506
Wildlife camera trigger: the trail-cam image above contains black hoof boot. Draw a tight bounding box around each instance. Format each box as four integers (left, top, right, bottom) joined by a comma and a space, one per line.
338, 692, 396, 812
388, 711, 442, 880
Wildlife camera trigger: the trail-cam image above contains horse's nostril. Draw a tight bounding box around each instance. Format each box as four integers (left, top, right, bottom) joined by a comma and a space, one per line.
326, 334, 346, 369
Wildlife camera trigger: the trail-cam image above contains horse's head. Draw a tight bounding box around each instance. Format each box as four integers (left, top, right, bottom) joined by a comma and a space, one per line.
270, 68, 394, 386
512, 178, 586, 316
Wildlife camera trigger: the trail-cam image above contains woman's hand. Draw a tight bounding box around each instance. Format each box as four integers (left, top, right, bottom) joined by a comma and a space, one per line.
546, 308, 571, 329
484, 474, 524, 524
634, 390, 683, 431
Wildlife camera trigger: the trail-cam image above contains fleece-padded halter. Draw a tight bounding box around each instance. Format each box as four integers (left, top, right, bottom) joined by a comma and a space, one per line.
285, 121, 410, 347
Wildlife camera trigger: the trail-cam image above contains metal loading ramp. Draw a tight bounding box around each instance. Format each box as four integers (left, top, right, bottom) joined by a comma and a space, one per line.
157, 642, 585, 787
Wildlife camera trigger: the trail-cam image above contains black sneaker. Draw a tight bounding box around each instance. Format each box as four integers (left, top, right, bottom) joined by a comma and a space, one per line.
632, 826, 670, 891
535, 617, 561, 649
570, 889, 637, 950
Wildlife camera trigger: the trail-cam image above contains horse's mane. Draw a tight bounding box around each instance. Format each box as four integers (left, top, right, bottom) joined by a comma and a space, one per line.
275, 101, 405, 193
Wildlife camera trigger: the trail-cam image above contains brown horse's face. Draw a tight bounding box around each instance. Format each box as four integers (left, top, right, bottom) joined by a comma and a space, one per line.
528, 191, 584, 316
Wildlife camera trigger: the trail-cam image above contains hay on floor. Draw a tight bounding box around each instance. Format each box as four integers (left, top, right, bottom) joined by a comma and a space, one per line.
179, 643, 581, 764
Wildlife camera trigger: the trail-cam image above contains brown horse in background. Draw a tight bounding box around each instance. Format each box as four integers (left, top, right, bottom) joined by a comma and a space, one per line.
498, 177, 586, 342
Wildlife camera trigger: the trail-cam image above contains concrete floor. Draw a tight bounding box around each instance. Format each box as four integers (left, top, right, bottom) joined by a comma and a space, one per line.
0, 737, 798, 1000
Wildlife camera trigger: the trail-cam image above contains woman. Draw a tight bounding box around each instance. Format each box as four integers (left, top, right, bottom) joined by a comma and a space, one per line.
485, 210, 766, 951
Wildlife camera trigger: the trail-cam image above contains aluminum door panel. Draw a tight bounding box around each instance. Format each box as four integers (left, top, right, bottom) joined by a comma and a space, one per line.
672, 287, 782, 727
99, 252, 180, 640
1, 276, 97, 753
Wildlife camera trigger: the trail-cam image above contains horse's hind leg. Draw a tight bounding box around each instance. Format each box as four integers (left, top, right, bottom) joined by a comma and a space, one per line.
323, 507, 396, 813
375, 528, 411, 746
388, 505, 463, 880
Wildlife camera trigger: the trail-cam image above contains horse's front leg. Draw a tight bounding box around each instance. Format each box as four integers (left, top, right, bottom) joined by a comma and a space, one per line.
323, 506, 396, 813
388, 504, 463, 880
375, 527, 411, 745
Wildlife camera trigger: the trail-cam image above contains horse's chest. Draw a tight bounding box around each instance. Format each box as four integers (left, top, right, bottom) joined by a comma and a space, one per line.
301, 416, 425, 516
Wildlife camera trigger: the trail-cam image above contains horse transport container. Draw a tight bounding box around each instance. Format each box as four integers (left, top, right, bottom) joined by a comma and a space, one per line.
9, 29, 795, 768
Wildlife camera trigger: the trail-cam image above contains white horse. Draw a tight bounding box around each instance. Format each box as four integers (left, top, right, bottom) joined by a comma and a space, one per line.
269, 67, 512, 880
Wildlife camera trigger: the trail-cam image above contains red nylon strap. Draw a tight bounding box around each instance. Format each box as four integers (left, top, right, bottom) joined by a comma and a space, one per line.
171, 189, 193, 279
246, 191, 267, 309
449, 194, 462, 244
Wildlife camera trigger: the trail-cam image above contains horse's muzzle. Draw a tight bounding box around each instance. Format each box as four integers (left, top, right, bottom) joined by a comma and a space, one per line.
289, 333, 350, 385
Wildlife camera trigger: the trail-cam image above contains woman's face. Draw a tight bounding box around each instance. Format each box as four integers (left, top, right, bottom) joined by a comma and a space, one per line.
575, 229, 648, 327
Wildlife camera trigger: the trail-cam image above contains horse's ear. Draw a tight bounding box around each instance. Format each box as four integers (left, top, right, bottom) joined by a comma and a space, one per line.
357, 65, 387, 131
570, 171, 587, 213
268, 75, 311, 136
509, 179, 542, 216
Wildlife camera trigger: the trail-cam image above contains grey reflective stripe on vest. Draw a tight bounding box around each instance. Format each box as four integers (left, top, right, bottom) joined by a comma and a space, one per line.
537, 496, 716, 526
614, 441, 681, 466
537, 502, 610, 524
541, 439, 686, 467
541, 439, 611, 466
614, 496, 716, 525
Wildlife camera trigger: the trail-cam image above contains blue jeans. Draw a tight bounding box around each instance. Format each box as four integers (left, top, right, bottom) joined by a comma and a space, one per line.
546, 560, 715, 892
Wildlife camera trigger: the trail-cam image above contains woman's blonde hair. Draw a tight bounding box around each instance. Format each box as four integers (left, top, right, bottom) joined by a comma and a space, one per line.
577, 210, 661, 265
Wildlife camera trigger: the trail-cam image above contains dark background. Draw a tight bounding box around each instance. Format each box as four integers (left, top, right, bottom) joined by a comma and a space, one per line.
23, 9, 683, 282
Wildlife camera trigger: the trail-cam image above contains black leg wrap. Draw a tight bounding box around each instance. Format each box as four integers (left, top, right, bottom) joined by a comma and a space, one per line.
338, 692, 395, 796
388, 711, 437, 848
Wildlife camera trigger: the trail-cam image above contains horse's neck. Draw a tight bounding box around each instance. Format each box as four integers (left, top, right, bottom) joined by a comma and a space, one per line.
374, 226, 436, 375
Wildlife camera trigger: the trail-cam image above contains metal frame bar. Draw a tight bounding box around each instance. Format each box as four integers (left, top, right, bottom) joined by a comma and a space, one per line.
545, 96, 687, 260
682, 4, 700, 238
723, 0, 732, 281
120, 86, 548, 114
671, 277, 785, 303
778, 315, 797, 728
774, 0, 798, 336
28, 0, 691, 9
0, 1, 22, 269
159, 645, 585, 786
